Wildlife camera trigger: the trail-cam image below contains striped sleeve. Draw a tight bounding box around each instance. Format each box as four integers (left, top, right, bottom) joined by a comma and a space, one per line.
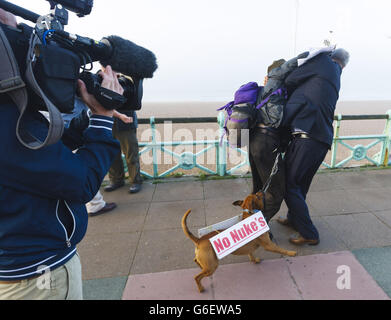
88, 114, 114, 132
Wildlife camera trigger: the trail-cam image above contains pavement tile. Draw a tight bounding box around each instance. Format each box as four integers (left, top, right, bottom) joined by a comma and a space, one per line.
352, 246, 391, 298
323, 212, 391, 249
286, 251, 389, 300
212, 260, 301, 300
362, 169, 391, 188
270, 217, 349, 257
122, 268, 213, 300
373, 209, 391, 228
144, 199, 205, 231
86, 201, 149, 235
83, 277, 128, 300
325, 171, 384, 190
203, 179, 250, 200
350, 187, 391, 211
307, 189, 369, 216
153, 181, 203, 202
130, 228, 198, 275
77, 232, 140, 280
310, 173, 345, 192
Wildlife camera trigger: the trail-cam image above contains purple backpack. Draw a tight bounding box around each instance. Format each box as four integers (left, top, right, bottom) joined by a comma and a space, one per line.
218, 82, 285, 147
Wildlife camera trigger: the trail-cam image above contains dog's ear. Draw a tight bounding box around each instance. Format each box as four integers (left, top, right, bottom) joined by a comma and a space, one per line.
232, 200, 243, 207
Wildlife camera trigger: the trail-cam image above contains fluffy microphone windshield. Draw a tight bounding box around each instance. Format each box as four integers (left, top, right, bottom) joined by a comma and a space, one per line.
100, 35, 158, 79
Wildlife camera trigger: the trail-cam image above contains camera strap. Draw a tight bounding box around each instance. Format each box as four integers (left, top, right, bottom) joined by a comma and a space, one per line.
0, 25, 64, 150
23, 30, 64, 149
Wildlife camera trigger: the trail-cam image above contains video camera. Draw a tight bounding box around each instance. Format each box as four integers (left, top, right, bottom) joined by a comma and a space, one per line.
0, 0, 157, 112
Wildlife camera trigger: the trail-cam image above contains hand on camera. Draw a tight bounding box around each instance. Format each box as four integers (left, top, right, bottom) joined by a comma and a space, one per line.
78, 65, 124, 118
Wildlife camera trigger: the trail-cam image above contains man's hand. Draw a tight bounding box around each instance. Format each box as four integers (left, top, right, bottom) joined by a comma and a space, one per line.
0, 8, 17, 28
113, 110, 133, 123
78, 65, 124, 118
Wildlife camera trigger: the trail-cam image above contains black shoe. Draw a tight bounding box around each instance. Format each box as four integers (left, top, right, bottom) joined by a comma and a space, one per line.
89, 202, 117, 217
129, 183, 141, 194
104, 181, 124, 192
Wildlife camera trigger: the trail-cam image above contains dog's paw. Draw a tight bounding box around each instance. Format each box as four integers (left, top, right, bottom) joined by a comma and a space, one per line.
197, 286, 205, 293
287, 250, 297, 257
252, 257, 261, 264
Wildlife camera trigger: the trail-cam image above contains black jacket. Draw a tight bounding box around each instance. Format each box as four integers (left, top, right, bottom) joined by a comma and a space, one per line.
281, 52, 342, 147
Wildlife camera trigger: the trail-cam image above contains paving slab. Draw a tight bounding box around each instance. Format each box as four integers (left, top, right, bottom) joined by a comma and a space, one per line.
310, 173, 345, 192
78, 231, 140, 280
286, 251, 389, 300
352, 246, 391, 298
130, 228, 198, 275
83, 277, 128, 300
270, 217, 349, 257
323, 212, 391, 249
373, 209, 391, 228
144, 199, 205, 231
212, 259, 301, 300
350, 187, 391, 212
153, 181, 204, 202
203, 179, 250, 200
361, 169, 391, 188
307, 189, 369, 216
86, 201, 149, 235
325, 171, 386, 190
123, 268, 214, 300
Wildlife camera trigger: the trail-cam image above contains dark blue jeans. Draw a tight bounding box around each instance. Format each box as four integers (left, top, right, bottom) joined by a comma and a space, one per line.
284, 137, 328, 240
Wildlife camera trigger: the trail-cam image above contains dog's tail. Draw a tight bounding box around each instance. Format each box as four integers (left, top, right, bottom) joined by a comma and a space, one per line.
182, 209, 199, 245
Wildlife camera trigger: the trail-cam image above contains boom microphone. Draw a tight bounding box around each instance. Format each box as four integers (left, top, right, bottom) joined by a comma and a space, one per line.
59, 31, 158, 79
99, 36, 158, 79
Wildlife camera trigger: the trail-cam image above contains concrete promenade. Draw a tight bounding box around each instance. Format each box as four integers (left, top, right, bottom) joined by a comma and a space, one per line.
78, 168, 391, 300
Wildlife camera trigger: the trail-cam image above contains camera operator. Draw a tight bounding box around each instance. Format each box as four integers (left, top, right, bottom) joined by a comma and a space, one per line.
0, 9, 122, 300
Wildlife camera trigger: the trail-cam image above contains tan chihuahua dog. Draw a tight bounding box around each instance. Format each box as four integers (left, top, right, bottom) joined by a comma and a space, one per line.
182, 192, 297, 292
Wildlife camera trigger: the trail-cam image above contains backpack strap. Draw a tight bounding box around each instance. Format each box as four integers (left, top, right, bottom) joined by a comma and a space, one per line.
0, 25, 28, 116
0, 25, 64, 150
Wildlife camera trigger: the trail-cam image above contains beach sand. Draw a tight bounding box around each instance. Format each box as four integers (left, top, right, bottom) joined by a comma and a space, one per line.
133, 100, 391, 178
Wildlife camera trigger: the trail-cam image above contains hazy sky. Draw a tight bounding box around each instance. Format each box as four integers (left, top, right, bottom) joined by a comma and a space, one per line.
9, 0, 391, 102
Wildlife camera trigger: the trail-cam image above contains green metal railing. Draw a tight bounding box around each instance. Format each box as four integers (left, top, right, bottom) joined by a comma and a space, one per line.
125, 110, 391, 179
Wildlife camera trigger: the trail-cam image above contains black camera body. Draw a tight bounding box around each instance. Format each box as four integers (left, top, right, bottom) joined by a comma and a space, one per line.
79, 72, 143, 111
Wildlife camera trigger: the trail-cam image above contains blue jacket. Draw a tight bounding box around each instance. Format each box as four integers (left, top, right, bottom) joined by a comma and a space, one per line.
281, 52, 342, 147
0, 95, 120, 280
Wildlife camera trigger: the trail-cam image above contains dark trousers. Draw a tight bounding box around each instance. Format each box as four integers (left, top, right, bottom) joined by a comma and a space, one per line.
284, 137, 328, 240
109, 127, 142, 185
249, 128, 285, 222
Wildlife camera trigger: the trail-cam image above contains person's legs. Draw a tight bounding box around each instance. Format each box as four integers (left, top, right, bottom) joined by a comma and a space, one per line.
86, 190, 106, 213
124, 128, 142, 185
106, 125, 126, 190
249, 128, 285, 222
284, 137, 328, 240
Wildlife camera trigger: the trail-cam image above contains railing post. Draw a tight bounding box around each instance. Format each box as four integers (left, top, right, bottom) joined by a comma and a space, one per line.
383, 109, 391, 166
331, 114, 342, 168
217, 112, 227, 176
150, 116, 159, 178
